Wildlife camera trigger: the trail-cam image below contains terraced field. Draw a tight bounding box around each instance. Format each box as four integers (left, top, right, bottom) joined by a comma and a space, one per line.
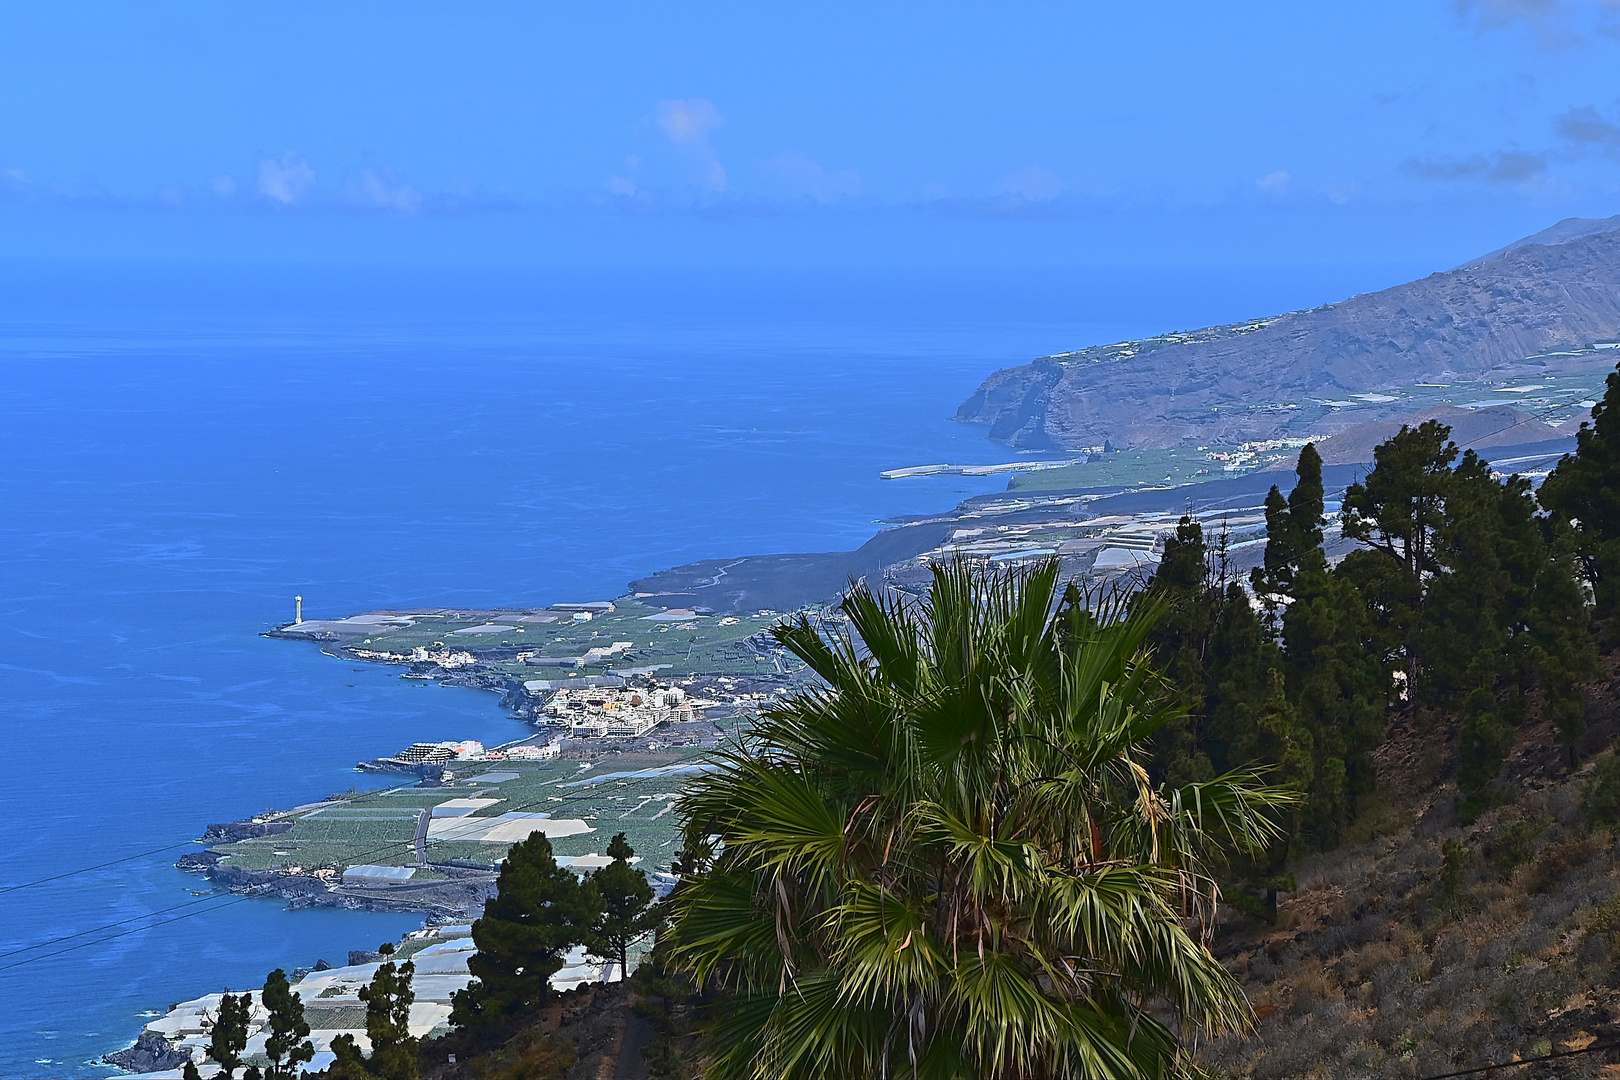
211, 751, 718, 879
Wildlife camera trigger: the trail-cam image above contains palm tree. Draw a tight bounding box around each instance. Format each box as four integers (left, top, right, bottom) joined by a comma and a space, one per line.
665, 559, 1294, 1079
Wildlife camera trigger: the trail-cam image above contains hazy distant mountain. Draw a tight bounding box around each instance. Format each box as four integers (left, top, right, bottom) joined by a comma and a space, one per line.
956, 215, 1620, 450
1287, 404, 1572, 467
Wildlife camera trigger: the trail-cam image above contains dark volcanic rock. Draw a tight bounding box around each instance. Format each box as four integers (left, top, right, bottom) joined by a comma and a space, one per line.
629, 518, 955, 615
175, 850, 221, 871
104, 1029, 189, 1073
957, 215, 1620, 449
201, 820, 293, 843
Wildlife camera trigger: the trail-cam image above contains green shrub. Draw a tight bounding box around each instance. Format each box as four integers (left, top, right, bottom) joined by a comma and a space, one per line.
1583, 753, 1620, 827
1521, 835, 1599, 894
1484, 816, 1546, 881
1589, 895, 1620, 937
1458, 689, 1513, 823
1439, 839, 1469, 912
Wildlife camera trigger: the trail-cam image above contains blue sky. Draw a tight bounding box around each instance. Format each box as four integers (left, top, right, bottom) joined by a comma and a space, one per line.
1, 1, 1617, 266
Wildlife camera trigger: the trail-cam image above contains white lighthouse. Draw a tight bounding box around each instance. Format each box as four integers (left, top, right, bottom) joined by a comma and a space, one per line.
295, 595, 303, 625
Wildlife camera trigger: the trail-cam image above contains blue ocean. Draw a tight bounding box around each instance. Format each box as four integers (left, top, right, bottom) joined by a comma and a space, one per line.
0, 261, 1417, 1076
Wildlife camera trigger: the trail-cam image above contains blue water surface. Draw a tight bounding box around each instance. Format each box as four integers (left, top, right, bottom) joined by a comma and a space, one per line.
0, 260, 1419, 1075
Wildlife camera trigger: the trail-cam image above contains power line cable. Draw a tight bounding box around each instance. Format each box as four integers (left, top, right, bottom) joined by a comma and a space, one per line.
0, 811, 456, 964
0, 783, 496, 959
1413, 1037, 1620, 1079
0, 890, 247, 958
0, 840, 201, 896
0, 400, 1585, 906
0, 775, 652, 973
0, 893, 264, 975
3, 398, 1591, 959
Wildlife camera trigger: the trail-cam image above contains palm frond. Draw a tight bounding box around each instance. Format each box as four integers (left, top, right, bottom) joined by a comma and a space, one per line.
666, 558, 1268, 1079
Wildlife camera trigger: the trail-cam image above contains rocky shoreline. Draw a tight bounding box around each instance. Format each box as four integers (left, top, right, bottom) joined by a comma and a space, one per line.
175, 840, 498, 919
104, 1030, 191, 1074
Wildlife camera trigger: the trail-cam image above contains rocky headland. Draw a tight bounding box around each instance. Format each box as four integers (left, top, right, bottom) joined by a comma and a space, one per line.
956, 214, 1620, 450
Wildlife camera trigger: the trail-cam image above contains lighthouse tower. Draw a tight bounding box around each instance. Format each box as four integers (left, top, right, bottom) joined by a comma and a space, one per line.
295, 595, 303, 625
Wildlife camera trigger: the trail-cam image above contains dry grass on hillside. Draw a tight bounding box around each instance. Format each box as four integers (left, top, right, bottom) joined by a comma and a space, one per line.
1200, 656, 1620, 1079
419, 981, 652, 1080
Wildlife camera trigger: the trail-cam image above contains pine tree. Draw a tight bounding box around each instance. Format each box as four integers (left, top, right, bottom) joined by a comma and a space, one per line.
1284, 564, 1386, 843
1340, 420, 1458, 696
1287, 441, 1327, 553
206, 991, 251, 1080
1251, 441, 1326, 607
1146, 518, 1311, 801
330, 1035, 365, 1078
1141, 470, 1352, 901
1419, 450, 1518, 709
261, 968, 313, 1080
1457, 687, 1514, 822
1204, 652, 1313, 921
1541, 361, 1620, 621
1252, 484, 1291, 618
670, 830, 714, 879
450, 833, 603, 1031
1155, 515, 1210, 595
1239, 444, 1387, 845
587, 833, 655, 980
1531, 520, 1600, 761
1333, 546, 1419, 690
182, 1059, 203, 1080
1204, 583, 1286, 772
362, 960, 418, 1080
1425, 451, 1596, 791
630, 931, 696, 1080
331, 960, 419, 1079
1142, 516, 1220, 782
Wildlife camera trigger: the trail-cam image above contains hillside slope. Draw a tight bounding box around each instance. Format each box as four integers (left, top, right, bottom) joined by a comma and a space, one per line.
1200, 654, 1620, 1079
957, 215, 1620, 450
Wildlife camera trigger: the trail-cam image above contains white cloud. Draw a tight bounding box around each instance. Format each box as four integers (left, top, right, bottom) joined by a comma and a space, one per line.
1400, 150, 1547, 182
1454, 0, 1566, 30
996, 166, 1062, 202
358, 170, 422, 213
607, 175, 637, 196
655, 98, 723, 145
257, 155, 316, 205
1556, 104, 1620, 151
1257, 170, 1292, 195
646, 98, 728, 193
762, 151, 859, 202
1451, 0, 1620, 46
210, 175, 237, 198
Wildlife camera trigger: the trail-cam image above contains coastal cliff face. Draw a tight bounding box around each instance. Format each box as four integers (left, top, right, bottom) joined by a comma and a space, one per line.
956, 215, 1620, 449
103, 1030, 189, 1073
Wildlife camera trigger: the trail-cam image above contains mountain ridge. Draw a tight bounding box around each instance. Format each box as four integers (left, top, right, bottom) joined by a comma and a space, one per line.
956, 214, 1620, 450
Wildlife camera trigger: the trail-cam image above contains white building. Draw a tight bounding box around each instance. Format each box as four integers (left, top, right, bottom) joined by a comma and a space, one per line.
545, 684, 692, 738
504, 735, 565, 760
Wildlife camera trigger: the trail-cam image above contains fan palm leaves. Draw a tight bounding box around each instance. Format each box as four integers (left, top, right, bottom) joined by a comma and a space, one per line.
665, 558, 1294, 1079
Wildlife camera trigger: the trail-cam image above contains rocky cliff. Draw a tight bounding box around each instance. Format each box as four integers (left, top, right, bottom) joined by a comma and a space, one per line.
957, 215, 1620, 449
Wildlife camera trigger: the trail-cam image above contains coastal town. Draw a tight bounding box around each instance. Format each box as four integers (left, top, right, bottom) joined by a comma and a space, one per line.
109, 382, 1595, 1077
127, 746, 691, 1076
89, 240, 1620, 1076
19, 3, 1620, 1075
